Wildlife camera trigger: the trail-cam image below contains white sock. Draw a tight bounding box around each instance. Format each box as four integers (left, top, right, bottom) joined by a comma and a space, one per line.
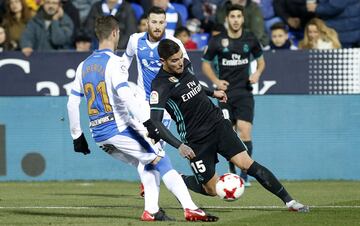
162, 169, 198, 210
137, 164, 159, 213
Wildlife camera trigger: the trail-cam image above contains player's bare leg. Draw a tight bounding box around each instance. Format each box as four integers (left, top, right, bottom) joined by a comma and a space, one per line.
230, 151, 309, 212
202, 174, 218, 196
229, 120, 253, 186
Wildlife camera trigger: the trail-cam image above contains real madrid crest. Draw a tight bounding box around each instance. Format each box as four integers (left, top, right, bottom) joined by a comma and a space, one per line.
221, 38, 229, 48
168, 76, 179, 83
221, 38, 229, 52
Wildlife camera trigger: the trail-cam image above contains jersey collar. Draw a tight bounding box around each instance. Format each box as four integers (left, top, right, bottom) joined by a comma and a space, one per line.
94, 48, 113, 53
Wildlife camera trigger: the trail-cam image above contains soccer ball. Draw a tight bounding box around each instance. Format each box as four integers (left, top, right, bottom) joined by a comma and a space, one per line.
216, 173, 245, 201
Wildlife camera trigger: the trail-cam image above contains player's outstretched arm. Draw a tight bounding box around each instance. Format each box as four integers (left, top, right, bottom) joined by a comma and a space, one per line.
67, 95, 91, 155
149, 109, 182, 148
67, 62, 90, 155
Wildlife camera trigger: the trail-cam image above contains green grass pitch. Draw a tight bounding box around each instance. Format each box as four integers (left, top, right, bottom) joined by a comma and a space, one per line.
0, 181, 359, 225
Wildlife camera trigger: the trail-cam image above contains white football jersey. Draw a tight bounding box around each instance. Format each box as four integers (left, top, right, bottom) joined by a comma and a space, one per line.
68, 49, 149, 142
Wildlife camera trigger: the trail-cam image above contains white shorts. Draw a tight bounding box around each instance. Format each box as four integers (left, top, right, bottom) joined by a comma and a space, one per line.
96, 120, 164, 167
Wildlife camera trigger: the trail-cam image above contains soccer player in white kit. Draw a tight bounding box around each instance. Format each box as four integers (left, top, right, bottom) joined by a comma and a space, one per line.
123, 6, 188, 197
67, 15, 218, 222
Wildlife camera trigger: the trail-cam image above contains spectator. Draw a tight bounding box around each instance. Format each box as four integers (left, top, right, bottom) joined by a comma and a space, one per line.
61, 0, 80, 40
137, 13, 147, 32
255, 0, 283, 33
190, 0, 222, 33
270, 22, 297, 50
2, 0, 32, 50
298, 17, 341, 49
84, 0, 137, 49
273, 0, 314, 40
0, 24, 16, 51
307, 0, 360, 48
137, 0, 152, 13
25, 0, 43, 15
186, 18, 201, 34
72, 0, 99, 25
20, 0, 74, 56
174, 26, 197, 50
216, 0, 270, 47
152, 0, 182, 36
74, 27, 91, 51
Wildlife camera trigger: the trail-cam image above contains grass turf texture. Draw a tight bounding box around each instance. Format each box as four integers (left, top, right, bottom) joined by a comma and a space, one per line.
0, 181, 359, 225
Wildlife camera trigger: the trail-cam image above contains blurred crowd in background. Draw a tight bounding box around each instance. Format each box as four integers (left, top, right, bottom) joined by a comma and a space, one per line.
0, 0, 359, 55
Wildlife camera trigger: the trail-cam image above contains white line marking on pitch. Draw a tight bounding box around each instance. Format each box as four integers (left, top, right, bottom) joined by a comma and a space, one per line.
0, 205, 359, 209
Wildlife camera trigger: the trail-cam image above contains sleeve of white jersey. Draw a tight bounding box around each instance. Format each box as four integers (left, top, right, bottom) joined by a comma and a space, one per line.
67, 62, 84, 140
110, 58, 150, 123
122, 33, 137, 69
170, 36, 190, 60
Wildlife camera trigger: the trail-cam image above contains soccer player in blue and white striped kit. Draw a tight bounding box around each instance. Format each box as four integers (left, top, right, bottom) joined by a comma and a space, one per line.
67, 15, 217, 222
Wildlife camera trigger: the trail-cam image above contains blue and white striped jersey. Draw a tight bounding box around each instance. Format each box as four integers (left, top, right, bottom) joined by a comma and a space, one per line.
165, 3, 181, 36
123, 32, 188, 100
68, 49, 149, 142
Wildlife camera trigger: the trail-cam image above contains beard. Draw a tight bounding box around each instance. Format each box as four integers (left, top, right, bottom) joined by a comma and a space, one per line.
148, 28, 165, 41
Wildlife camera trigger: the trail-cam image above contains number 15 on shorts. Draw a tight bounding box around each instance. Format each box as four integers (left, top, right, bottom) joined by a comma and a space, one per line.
190, 160, 206, 173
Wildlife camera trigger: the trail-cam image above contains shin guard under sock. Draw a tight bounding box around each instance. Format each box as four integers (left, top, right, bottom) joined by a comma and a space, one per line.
247, 161, 292, 203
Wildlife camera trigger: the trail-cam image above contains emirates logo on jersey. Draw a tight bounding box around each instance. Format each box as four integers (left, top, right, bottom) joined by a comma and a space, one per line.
222, 54, 248, 66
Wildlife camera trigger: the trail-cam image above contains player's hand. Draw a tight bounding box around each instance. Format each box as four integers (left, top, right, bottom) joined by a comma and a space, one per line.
73, 133, 91, 155
143, 119, 160, 143
178, 143, 196, 159
249, 72, 261, 84
215, 79, 229, 91
213, 90, 227, 103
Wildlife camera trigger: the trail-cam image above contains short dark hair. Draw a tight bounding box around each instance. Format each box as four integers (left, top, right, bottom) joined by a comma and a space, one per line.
270, 22, 289, 33
226, 4, 244, 16
147, 6, 166, 18
94, 16, 119, 41
158, 39, 181, 60
174, 26, 190, 37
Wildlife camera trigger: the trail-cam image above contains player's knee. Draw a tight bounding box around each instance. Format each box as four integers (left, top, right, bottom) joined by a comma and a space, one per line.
154, 155, 173, 177
231, 151, 254, 170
